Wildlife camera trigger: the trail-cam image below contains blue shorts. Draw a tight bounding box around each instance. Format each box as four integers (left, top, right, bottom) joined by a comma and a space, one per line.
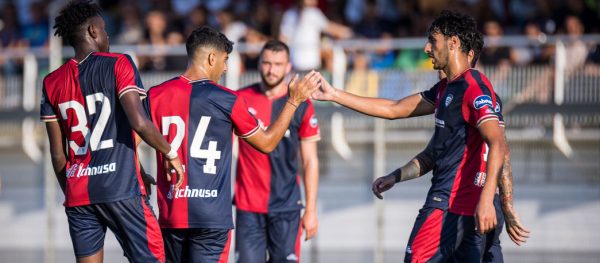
65, 196, 164, 262
235, 209, 302, 263
407, 195, 505, 263
162, 228, 232, 263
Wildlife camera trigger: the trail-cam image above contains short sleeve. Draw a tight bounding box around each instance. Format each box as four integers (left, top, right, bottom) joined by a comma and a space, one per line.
40, 85, 57, 122
495, 93, 504, 127
420, 80, 443, 105
299, 100, 320, 142
115, 54, 146, 99
463, 85, 499, 128
231, 96, 261, 138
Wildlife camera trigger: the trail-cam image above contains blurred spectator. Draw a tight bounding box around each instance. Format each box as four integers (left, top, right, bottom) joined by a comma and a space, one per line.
138, 10, 173, 71
562, 15, 588, 71
241, 28, 269, 70
216, 8, 249, 43
510, 21, 553, 65
345, 51, 378, 97
247, 1, 273, 36
114, 3, 144, 45
353, 1, 387, 39
22, 1, 49, 47
480, 20, 511, 66
184, 5, 208, 37
279, 0, 352, 71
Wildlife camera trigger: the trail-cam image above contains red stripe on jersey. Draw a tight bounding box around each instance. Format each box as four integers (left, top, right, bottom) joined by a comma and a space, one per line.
141, 198, 165, 262
410, 209, 443, 262
45, 61, 93, 206
235, 86, 272, 213
133, 140, 147, 196
217, 230, 232, 263
294, 217, 303, 262
449, 69, 496, 215
150, 77, 192, 228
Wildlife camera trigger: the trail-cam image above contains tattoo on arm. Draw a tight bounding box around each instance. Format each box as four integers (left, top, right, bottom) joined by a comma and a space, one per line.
499, 154, 513, 206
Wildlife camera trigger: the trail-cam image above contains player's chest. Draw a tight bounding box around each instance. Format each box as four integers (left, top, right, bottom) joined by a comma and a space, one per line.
434, 88, 465, 129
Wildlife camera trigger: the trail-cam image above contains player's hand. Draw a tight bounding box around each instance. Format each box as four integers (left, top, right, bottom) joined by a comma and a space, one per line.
372, 175, 396, 199
141, 168, 156, 196
502, 205, 530, 246
302, 210, 319, 241
310, 75, 338, 101
475, 200, 497, 234
288, 71, 322, 106
164, 156, 185, 189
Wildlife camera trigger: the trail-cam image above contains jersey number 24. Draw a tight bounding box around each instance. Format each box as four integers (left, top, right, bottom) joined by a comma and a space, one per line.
162, 116, 222, 174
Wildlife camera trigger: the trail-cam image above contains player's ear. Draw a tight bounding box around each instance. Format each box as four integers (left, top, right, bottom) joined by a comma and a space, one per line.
285, 61, 292, 75
208, 52, 215, 67
449, 36, 460, 51
87, 23, 97, 40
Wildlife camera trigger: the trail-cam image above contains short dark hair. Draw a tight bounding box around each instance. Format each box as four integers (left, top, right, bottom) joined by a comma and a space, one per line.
427, 10, 479, 54
186, 26, 234, 58
53, 0, 102, 46
259, 40, 290, 59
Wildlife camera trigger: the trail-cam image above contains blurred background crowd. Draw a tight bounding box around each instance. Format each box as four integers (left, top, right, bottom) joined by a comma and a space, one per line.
1, 0, 600, 75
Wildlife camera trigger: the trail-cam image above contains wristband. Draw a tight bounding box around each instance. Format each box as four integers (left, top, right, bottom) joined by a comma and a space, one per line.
165, 148, 178, 160
394, 169, 402, 183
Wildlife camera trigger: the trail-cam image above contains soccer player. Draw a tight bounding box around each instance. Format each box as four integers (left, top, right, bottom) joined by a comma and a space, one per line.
312, 10, 508, 261
234, 40, 320, 263
41, 1, 184, 263
143, 27, 321, 263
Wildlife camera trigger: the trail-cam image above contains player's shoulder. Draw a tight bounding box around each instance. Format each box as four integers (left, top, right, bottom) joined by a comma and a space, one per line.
93, 52, 129, 59
148, 76, 187, 95
237, 83, 261, 96
208, 81, 240, 98
43, 61, 76, 87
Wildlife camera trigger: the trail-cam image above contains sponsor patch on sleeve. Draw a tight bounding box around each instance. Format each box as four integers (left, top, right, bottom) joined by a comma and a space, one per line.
473, 95, 493, 110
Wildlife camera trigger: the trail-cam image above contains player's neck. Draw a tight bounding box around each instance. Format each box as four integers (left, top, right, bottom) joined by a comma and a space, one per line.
445, 55, 470, 82
183, 65, 211, 82
73, 46, 99, 63
260, 83, 287, 99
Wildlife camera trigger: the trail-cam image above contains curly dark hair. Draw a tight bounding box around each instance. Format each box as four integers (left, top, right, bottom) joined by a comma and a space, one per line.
470, 30, 484, 67
53, 0, 102, 46
427, 10, 480, 54
186, 26, 234, 58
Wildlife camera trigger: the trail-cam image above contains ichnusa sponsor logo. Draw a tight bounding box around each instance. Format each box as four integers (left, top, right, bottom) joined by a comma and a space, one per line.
66, 162, 116, 178
473, 95, 493, 109
166, 185, 218, 199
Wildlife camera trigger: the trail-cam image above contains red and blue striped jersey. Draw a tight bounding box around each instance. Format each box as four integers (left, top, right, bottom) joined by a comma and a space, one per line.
144, 76, 260, 229
420, 69, 500, 216
235, 84, 320, 213
40, 52, 147, 207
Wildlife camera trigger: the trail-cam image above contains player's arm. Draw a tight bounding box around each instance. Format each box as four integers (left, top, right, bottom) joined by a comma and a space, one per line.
133, 133, 156, 196
45, 121, 67, 193
372, 141, 435, 199
300, 140, 319, 240
243, 71, 322, 153
498, 132, 530, 245
311, 76, 435, 119
475, 120, 507, 234
120, 92, 184, 188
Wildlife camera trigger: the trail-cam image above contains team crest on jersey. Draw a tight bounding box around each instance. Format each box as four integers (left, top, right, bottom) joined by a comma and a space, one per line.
473, 95, 493, 110
445, 94, 453, 107
474, 172, 487, 187
310, 115, 318, 128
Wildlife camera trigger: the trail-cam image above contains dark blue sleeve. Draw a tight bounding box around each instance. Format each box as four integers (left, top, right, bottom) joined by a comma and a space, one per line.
420, 82, 439, 105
